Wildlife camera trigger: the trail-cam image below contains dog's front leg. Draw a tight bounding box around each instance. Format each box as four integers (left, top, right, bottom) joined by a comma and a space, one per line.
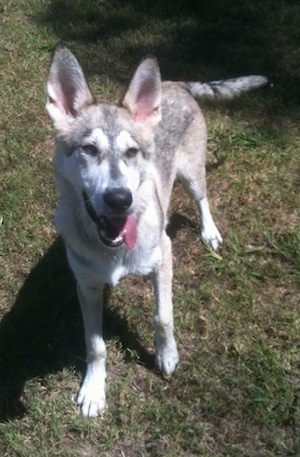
151, 233, 179, 375
76, 282, 106, 418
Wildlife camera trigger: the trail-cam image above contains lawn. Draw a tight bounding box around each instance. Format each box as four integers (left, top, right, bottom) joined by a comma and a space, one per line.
0, 0, 299, 456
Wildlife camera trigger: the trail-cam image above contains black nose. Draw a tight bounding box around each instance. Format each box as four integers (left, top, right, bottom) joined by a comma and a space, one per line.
103, 187, 133, 212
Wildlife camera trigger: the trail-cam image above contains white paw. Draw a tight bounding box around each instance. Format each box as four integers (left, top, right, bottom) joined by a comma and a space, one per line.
76, 373, 106, 418
201, 224, 223, 251
155, 341, 179, 375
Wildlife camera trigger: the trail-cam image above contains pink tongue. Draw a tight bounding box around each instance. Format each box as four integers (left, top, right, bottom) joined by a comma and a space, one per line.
123, 215, 137, 249
107, 215, 137, 250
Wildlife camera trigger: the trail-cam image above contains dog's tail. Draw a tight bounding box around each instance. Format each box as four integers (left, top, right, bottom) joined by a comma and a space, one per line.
186, 75, 268, 101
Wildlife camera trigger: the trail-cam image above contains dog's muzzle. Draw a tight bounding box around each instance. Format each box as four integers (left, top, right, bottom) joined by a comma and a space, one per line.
82, 190, 137, 249
103, 187, 132, 213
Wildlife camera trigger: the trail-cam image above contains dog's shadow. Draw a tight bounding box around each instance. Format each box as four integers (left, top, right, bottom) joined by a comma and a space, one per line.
0, 212, 193, 421
0, 237, 81, 421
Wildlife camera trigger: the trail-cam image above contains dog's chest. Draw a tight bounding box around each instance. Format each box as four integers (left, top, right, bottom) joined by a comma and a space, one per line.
108, 243, 162, 285
67, 238, 162, 287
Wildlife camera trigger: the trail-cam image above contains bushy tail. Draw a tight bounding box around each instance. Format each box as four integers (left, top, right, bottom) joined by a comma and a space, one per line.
187, 75, 268, 101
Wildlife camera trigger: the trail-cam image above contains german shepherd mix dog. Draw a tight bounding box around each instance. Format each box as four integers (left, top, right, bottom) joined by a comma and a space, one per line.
46, 45, 267, 418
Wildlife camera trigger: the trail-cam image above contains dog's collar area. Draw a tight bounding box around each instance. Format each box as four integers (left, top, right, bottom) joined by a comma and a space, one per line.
82, 190, 137, 249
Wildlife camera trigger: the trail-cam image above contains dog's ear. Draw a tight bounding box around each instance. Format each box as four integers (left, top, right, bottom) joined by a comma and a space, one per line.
46, 44, 94, 123
121, 57, 162, 127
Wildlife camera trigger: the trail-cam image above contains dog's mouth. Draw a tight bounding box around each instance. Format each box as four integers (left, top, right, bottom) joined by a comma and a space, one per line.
82, 191, 137, 249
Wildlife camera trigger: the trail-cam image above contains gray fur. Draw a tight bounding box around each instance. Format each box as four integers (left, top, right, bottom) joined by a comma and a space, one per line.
187, 75, 268, 100
46, 46, 267, 418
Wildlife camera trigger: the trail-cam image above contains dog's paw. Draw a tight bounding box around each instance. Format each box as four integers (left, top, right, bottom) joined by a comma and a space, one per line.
201, 225, 223, 251
76, 377, 106, 418
155, 343, 179, 376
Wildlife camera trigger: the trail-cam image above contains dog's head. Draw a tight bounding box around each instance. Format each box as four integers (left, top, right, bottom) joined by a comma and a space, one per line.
46, 45, 162, 249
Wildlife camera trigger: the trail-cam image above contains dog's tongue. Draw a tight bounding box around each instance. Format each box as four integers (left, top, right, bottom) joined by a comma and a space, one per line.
108, 215, 137, 249
123, 215, 137, 249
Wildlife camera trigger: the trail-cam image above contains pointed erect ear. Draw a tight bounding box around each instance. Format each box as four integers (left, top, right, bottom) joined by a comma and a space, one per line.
46, 44, 94, 123
121, 57, 162, 127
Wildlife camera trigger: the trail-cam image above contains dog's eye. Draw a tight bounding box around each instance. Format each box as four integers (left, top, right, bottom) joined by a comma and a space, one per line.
82, 144, 98, 156
126, 147, 139, 158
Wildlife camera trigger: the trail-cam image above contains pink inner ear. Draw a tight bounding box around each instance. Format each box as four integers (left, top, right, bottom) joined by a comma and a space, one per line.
134, 101, 153, 122
133, 84, 159, 122
48, 83, 76, 116
50, 76, 78, 116
48, 94, 67, 116
61, 80, 77, 116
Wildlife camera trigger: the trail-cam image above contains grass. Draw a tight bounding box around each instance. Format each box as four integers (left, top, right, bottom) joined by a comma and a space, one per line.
0, 0, 299, 455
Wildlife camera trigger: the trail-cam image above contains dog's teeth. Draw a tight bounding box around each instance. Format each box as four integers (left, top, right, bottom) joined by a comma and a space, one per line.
99, 228, 125, 246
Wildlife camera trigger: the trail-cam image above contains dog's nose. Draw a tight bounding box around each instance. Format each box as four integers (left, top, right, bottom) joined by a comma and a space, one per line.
103, 187, 133, 212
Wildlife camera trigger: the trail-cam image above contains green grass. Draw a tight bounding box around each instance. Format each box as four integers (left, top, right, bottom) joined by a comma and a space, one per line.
0, 0, 299, 456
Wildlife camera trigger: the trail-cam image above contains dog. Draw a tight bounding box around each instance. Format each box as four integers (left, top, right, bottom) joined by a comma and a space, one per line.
46, 44, 267, 418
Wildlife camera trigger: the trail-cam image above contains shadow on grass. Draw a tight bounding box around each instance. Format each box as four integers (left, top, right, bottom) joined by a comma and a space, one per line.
34, 0, 300, 108
0, 237, 81, 421
0, 237, 146, 421
36, 0, 272, 78
167, 212, 198, 239
0, 209, 191, 421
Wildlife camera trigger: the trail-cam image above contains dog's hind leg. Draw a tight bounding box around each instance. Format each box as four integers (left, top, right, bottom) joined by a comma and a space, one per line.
199, 194, 223, 251
178, 146, 223, 251
76, 281, 107, 418
151, 233, 179, 375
